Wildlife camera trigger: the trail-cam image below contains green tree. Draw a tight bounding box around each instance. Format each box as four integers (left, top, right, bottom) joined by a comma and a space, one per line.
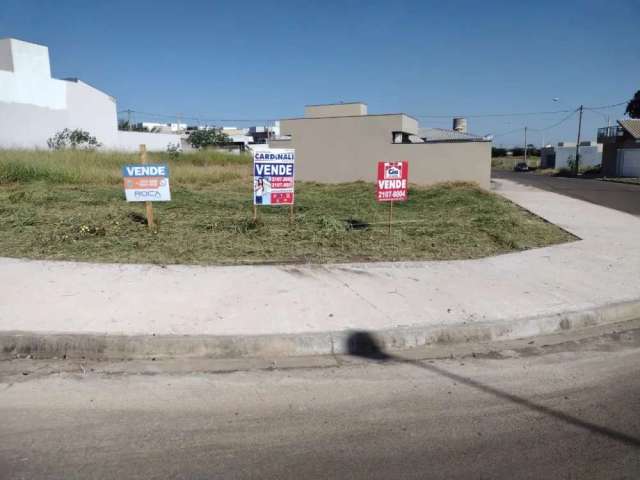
491, 147, 507, 157
187, 129, 230, 149
626, 90, 640, 119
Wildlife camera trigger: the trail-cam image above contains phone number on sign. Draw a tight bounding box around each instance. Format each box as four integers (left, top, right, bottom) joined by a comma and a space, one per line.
377, 190, 406, 200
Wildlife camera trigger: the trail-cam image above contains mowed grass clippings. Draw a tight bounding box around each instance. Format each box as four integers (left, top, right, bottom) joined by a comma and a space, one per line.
0, 149, 576, 265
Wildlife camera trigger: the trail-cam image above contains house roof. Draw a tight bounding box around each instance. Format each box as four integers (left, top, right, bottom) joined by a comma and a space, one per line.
618, 119, 640, 139
305, 101, 366, 107
418, 128, 487, 143
279, 112, 419, 122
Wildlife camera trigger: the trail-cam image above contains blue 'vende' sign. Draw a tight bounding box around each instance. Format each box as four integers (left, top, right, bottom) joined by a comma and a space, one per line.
122, 163, 171, 202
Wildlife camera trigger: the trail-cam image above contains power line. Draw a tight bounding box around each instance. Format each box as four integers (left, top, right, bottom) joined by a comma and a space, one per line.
491, 126, 527, 138
583, 100, 628, 110
117, 109, 275, 124
491, 109, 579, 140
529, 109, 578, 132
413, 98, 629, 119
414, 109, 573, 119
116, 98, 630, 127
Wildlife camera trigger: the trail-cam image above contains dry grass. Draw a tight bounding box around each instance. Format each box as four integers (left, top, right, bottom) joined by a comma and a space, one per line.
492, 156, 541, 170
0, 149, 251, 185
0, 150, 575, 265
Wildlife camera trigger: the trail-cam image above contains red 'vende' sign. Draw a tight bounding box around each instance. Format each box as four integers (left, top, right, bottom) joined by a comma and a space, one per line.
376, 161, 408, 202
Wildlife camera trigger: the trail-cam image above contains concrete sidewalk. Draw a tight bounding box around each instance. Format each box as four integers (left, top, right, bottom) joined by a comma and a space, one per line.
1, 179, 640, 358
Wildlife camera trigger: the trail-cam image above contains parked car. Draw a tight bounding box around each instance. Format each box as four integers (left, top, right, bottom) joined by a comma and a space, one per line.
514, 162, 529, 172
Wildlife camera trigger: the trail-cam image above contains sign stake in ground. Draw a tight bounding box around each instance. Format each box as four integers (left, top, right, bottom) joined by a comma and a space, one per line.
122, 145, 171, 230
252, 148, 296, 223
376, 161, 409, 236
140, 145, 155, 229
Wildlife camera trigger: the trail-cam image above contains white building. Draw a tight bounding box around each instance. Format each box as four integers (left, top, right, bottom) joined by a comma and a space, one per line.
136, 122, 188, 134
554, 141, 602, 170
249, 123, 280, 143
0, 38, 180, 151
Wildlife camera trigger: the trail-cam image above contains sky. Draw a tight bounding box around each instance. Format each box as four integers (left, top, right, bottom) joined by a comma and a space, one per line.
1, 0, 638, 146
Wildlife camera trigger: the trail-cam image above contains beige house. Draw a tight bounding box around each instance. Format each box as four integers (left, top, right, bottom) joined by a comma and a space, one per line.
270, 102, 491, 188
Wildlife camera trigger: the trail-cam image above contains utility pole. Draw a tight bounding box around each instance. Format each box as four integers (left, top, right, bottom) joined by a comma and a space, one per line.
523, 126, 528, 166
574, 105, 583, 175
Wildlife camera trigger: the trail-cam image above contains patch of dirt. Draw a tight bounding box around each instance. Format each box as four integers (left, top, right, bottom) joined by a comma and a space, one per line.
127, 212, 147, 225
345, 218, 369, 230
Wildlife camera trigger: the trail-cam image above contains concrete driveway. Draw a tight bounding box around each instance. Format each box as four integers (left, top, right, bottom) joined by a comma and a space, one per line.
492, 170, 640, 216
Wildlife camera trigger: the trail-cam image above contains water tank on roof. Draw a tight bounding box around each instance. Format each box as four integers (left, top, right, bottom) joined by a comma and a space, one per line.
453, 117, 467, 133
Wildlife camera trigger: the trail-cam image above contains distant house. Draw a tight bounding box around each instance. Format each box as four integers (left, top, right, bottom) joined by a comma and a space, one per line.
418, 128, 487, 143
270, 102, 491, 188
138, 122, 187, 134
598, 119, 640, 177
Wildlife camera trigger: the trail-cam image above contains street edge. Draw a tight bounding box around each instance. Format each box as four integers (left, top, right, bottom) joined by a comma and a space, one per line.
2, 298, 640, 360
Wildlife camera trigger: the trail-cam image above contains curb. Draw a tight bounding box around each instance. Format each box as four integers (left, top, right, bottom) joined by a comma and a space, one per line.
2, 299, 640, 360
600, 178, 640, 187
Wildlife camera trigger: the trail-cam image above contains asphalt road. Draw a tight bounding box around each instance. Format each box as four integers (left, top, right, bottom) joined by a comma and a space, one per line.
492, 170, 640, 216
1, 326, 640, 480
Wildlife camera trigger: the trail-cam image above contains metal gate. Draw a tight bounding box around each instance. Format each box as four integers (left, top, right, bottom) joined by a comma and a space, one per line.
618, 149, 640, 177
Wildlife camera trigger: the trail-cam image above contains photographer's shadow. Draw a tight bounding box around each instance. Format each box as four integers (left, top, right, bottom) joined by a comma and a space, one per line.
346, 330, 640, 449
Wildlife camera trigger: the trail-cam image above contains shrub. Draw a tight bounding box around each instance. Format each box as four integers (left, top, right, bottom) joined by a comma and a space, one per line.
187, 129, 231, 149
491, 147, 507, 157
47, 128, 102, 150
580, 164, 601, 175
166, 142, 182, 160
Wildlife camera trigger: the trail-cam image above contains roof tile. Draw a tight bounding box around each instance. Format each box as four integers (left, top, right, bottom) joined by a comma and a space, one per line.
618, 119, 640, 139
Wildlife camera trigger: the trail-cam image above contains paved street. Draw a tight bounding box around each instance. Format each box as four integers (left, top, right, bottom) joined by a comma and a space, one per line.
492, 170, 640, 216
1, 326, 639, 479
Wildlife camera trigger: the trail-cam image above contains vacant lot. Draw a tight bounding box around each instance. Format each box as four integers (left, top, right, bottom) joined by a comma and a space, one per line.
492, 156, 540, 170
0, 150, 575, 265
